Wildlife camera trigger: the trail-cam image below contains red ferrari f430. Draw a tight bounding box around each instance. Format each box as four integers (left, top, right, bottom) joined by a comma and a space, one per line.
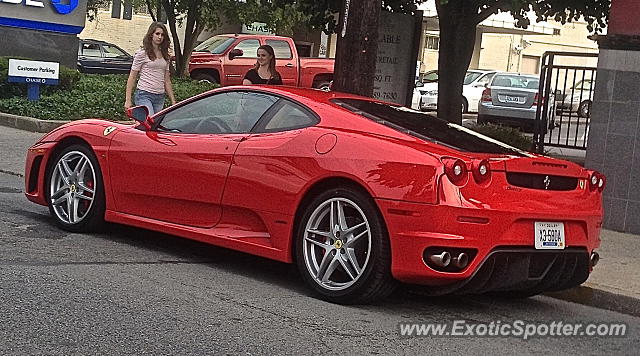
25, 86, 604, 304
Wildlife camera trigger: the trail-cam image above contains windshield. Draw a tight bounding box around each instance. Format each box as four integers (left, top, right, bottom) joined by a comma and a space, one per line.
492, 75, 539, 89
463, 71, 484, 85
331, 98, 528, 156
193, 36, 235, 54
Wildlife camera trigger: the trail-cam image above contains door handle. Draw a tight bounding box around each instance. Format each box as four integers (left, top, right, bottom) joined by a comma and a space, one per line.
285, 63, 294, 68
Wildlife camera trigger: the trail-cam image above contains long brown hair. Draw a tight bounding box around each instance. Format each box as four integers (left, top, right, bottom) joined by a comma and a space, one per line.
142, 22, 171, 61
253, 45, 281, 81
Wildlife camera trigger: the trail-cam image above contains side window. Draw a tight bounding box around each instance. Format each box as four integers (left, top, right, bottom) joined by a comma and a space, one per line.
260, 100, 317, 132
81, 43, 102, 57
102, 44, 129, 58
158, 91, 278, 134
265, 40, 293, 59
477, 73, 495, 84
234, 39, 261, 57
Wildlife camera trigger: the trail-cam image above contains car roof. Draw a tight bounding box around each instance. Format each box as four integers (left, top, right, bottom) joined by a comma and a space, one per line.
80, 39, 112, 45
467, 69, 496, 74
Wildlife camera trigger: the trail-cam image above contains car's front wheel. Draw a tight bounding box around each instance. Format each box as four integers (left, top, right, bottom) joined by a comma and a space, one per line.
295, 188, 396, 304
46, 144, 105, 232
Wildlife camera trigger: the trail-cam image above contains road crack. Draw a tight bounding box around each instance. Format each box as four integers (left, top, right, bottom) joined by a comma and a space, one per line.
0, 169, 23, 178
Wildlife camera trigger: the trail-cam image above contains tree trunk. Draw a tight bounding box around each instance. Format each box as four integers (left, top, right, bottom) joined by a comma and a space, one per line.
332, 0, 381, 97
435, 1, 478, 124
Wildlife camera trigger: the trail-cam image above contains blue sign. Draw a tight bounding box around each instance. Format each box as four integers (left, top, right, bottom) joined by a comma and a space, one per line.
51, 0, 79, 15
8, 76, 59, 85
8, 76, 59, 101
0, 0, 87, 34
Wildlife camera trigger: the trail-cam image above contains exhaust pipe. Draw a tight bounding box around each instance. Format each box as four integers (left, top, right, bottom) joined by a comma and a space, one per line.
452, 252, 469, 269
590, 252, 599, 267
429, 251, 451, 268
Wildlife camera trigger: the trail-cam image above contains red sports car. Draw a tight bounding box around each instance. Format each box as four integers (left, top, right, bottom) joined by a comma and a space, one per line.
24, 86, 604, 304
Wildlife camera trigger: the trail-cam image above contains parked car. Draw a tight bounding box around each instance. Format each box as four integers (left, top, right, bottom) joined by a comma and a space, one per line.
25, 85, 604, 304
417, 69, 497, 113
188, 34, 334, 89
77, 39, 133, 74
556, 78, 594, 117
477, 73, 556, 132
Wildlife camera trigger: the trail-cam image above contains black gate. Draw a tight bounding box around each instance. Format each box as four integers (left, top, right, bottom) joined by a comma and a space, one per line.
533, 52, 599, 153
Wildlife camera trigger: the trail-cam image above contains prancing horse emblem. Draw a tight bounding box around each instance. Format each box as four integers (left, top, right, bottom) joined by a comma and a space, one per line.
543, 175, 551, 190
103, 126, 116, 136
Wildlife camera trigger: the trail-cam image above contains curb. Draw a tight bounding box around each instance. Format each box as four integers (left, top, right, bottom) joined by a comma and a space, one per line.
0, 112, 69, 133
544, 286, 640, 318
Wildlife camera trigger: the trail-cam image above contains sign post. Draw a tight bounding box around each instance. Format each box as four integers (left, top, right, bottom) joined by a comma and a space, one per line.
7, 59, 60, 101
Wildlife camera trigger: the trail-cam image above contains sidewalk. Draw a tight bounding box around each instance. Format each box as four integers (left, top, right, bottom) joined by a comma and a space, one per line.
1, 114, 640, 316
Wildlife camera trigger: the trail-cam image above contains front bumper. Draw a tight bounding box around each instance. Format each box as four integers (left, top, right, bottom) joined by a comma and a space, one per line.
24, 141, 57, 206
376, 199, 601, 293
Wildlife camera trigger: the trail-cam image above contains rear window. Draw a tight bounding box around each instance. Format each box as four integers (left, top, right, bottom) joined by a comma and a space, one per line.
331, 98, 528, 156
492, 75, 539, 89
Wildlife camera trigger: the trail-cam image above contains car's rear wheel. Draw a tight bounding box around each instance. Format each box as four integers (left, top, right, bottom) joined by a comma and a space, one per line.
295, 188, 396, 304
46, 144, 105, 232
578, 100, 591, 118
477, 114, 487, 125
314, 81, 332, 91
192, 72, 219, 85
462, 97, 468, 114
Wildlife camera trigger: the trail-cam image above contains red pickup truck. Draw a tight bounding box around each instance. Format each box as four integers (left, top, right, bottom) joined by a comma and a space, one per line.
188, 34, 334, 89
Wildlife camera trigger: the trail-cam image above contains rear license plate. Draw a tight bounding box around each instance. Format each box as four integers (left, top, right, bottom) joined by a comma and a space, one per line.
534, 222, 565, 249
505, 95, 522, 103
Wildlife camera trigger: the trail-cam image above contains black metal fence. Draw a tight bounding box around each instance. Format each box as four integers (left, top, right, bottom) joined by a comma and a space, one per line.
533, 52, 599, 153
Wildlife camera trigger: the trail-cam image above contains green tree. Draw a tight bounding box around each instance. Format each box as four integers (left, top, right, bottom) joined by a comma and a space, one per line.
435, 0, 609, 124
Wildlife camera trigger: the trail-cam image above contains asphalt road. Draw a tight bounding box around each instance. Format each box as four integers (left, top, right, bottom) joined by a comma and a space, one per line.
0, 125, 638, 355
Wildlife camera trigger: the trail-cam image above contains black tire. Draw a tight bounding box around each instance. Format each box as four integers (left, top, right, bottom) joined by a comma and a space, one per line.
314, 81, 332, 91
578, 100, 591, 118
462, 97, 468, 114
45, 144, 106, 232
295, 187, 396, 304
192, 72, 219, 84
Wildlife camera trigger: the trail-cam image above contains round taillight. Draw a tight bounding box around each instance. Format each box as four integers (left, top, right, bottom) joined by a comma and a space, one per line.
472, 159, 491, 184
589, 171, 605, 192
598, 174, 606, 192
444, 158, 468, 186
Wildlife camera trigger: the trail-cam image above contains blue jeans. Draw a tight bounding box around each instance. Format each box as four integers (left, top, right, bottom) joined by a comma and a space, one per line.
134, 89, 165, 115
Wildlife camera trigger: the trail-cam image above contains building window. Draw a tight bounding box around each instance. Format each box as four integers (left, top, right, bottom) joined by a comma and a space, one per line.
553, 28, 561, 36
424, 35, 439, 51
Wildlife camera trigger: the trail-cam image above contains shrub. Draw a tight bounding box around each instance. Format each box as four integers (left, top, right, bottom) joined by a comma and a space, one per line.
0, 73, 216, 121
470, 123, 534, 151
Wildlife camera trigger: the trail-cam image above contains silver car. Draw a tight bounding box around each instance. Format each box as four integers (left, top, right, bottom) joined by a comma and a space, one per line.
477, 73, 555, 132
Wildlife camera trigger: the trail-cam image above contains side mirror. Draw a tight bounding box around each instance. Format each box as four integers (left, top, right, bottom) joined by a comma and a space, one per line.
229, 48, 243, 60
126, 105, 152, 129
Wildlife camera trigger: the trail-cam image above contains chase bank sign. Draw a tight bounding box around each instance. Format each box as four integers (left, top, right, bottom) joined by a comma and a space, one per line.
0, 0, 87, 34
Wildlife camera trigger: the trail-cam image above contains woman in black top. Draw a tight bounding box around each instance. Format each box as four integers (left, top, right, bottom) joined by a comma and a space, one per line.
243, 45, 283, 85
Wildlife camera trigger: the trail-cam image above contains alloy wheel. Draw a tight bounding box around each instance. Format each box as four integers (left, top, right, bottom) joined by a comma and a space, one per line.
49, 150, 97, 225
302, 197, 372, 291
